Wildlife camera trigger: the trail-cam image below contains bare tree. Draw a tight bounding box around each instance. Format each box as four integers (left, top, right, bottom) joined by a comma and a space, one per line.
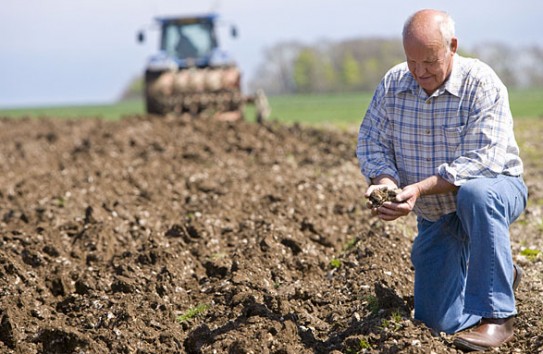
248, 41, 303, 95
473, 42, 518, 87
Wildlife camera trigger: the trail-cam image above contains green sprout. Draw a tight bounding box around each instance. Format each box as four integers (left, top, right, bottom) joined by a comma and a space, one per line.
379, 311, 403, 332
56, 197, 65, 208
210, 252, 227, 260
391, 310, 402, 323
346, 338, 372, 354
359, 338, 371, 349
520, 248, 541, 262
343, 237, 359, 251
329, 258, 342, 269
363, 295, 380, 315
177, 304, 209, 323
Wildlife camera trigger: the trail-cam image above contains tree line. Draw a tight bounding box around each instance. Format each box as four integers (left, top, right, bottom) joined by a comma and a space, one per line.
247, 37, 543, 95
119, 37, 543, 100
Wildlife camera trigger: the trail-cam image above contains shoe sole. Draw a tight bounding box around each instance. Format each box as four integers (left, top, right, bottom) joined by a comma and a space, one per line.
453, 334, 514, 352
453, 337, 489, 352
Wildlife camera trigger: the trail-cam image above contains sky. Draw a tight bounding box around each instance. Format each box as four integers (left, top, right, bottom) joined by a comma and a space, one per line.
1, 0, 542, 108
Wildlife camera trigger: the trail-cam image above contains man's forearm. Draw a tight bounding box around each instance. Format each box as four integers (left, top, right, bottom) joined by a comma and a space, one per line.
414, 175, 458, 197
371, 174, 399, 187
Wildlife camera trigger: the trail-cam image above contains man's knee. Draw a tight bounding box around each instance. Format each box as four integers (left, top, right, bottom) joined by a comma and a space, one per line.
457, 178, 491, 204
457, 178, 495, 212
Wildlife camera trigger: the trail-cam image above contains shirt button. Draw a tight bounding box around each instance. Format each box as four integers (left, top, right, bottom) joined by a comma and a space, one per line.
425, 99, 432, 104
426, 158, 431, 161
425, 130, 431, 134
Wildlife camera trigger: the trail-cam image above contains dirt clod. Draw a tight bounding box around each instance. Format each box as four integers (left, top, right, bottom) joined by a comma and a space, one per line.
367, 186, 403, 208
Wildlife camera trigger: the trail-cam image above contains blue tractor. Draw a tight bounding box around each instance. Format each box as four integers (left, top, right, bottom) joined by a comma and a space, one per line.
138, 13, 268, 121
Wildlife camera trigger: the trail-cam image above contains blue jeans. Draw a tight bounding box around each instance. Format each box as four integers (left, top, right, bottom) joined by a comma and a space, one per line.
410, 175, 527, 334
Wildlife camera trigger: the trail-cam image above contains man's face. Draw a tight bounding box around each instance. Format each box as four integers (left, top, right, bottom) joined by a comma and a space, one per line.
404, 36, 456, 95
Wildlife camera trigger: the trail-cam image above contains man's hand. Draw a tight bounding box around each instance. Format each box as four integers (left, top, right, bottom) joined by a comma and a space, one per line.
364, 184, 397, 200
366, 186, 402, 209
365, 175, 456, 221
366, 184, 421, 221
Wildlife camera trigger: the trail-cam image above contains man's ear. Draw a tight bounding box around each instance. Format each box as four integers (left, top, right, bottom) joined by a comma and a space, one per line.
450, 37, 458, 54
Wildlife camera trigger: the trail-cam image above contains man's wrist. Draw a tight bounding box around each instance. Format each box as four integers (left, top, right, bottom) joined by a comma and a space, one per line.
371, 174, 398, 187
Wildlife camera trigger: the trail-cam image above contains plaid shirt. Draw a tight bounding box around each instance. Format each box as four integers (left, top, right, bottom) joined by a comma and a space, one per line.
357, 54, 523, 221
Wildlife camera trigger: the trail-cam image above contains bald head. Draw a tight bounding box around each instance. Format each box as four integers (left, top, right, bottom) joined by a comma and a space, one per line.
403, 9, 456, 52
402, 9, 458, 95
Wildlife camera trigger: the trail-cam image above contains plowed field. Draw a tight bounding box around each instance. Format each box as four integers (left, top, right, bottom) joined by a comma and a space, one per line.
0, 115, 541, 353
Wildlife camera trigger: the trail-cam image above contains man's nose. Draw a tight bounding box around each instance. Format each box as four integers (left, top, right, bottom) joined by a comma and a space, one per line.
415, 63, 427, 76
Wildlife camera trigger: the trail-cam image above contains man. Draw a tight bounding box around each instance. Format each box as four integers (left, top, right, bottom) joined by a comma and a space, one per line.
356, 9, 527, 352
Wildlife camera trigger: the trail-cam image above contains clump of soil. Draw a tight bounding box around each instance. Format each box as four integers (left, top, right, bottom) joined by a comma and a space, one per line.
367, 187, 403, 209
0, 114, 541, 353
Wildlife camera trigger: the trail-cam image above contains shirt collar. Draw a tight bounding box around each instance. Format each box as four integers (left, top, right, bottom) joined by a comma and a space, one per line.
442, 54, 463, 97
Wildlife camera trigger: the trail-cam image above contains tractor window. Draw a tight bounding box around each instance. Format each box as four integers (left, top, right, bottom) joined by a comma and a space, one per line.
162, 22, 215, 59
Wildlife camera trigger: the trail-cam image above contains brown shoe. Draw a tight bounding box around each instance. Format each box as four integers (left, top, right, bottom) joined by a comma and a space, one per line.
453, 317, 515, 352
454, 265, 522, 351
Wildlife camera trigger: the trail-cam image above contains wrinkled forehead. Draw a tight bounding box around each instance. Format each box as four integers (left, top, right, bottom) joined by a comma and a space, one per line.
403, 31, 448, 58
404, 23, 445, 45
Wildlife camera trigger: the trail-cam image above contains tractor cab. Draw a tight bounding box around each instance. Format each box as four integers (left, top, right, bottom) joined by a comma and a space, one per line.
139, 14, 236, 70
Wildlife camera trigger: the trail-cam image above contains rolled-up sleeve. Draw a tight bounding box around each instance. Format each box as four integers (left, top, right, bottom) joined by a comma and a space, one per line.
437, 83, 516, 186
356, 83, 400, 184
